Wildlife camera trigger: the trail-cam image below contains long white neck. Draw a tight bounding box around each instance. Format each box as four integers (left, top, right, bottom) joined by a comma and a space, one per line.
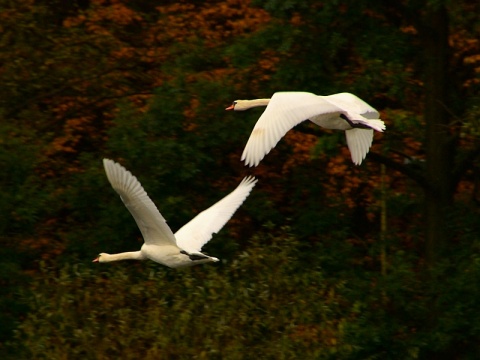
99, 251, 145, 262
235, 99, 270, 111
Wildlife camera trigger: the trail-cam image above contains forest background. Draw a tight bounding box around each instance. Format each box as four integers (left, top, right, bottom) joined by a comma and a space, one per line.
1, 0, 480, 359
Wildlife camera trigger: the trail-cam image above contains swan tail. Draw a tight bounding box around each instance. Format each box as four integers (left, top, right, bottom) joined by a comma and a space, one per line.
180, 250, 219, 262
365, 119, 386, 132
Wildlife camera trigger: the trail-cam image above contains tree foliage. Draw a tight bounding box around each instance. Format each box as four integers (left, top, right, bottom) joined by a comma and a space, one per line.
1, 0, 480, 358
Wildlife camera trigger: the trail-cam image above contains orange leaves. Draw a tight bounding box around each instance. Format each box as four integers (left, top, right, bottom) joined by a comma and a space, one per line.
252, 50, 281, 81
111, 46, 137, 59
45, 95, 107, 168
62, 1, 151, 75
449, 31, 480, 88
156, 0, 271, 47
64, 0, 142, 29
62, 14, 86, 28
281, 131, 318, 171
95, 1, 142, 26
450, 32, 479, 55
400, 25, 418, 35
48, 116, 96, 156
21, 236, 65, 260
325, 153, 363, 208
290, 12, 303, 26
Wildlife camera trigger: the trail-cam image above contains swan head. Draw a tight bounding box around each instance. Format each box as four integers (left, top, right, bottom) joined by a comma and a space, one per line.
225, 99, 270, 111
225, 100, 240, 111
92, 253, 109, 263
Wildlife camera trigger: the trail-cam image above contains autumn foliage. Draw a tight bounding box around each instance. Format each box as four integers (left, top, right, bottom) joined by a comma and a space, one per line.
1, 0, 480, 359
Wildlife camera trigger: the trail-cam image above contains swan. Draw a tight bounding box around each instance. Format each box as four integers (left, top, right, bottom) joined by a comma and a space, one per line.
93, 159, 257, 268
226, 92, 385, 166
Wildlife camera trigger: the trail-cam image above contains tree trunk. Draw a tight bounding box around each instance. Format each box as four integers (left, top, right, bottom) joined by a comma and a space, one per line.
422, 4, 453, 266
421, 5, 457, 359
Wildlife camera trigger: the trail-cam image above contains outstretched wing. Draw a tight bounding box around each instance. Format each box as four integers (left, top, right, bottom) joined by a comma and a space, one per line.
174, 176, 257, 253
241, 92, 343, 167
103, 159, 178, 247
323, 93, 380, 119
345, 128, 374, 165
324, 93, 385, 132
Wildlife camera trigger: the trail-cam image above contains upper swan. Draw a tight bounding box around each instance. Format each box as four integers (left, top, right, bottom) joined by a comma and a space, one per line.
226, 91, 385, 166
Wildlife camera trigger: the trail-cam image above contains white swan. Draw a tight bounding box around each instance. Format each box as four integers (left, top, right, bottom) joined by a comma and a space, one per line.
93, 159, 257, 268
226, 92, 385, 166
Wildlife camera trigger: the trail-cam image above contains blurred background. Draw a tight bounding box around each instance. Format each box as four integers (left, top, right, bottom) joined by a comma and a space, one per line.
1, 0, 480, 359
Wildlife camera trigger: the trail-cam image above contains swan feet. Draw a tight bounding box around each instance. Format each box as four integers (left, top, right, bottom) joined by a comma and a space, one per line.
180, 250, 210, 261
340, 114, 372, 130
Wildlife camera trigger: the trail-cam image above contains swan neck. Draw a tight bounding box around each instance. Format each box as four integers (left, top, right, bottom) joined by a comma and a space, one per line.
247, 99, 270, 108
101, 251, 144, 262
236, 99, 270, 111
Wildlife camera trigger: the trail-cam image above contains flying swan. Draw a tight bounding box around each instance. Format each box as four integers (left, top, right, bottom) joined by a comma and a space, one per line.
226, 91, 385, 166
93, 159, 257, 268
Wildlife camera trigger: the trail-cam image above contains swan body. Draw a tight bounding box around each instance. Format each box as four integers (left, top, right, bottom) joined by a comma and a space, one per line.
94, 159, 257, 268
226, 92, 385, 166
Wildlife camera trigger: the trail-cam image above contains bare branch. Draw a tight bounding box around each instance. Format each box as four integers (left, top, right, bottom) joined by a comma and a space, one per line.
294, 124, 430, 190
367, 152, 429, 191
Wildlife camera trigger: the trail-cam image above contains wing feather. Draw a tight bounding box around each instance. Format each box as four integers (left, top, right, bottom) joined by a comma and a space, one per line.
241, 92, 343, 166
175, 176, 257, 253
345, 129, 374, 165
323, 93, 385, 132
103, 159, 178, 247
324, 93, 380, 119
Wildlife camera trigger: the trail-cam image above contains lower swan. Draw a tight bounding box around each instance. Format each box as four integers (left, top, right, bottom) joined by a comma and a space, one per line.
93, 159, 257, 268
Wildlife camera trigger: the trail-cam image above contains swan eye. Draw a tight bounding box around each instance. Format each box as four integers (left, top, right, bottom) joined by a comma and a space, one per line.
233, 101, 237, 105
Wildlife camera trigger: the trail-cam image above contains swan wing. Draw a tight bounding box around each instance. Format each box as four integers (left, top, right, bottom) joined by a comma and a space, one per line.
103, 159, 178, 247
323, 93, 380, 119
175, 176, 257, 253
241, 92, 343, 167
323, 93, 385, 132
345, 128, 374, 165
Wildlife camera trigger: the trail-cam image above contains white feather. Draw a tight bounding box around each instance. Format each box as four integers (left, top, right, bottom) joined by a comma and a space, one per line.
241, 92, 343, 166
103, 159, 178, 247
345, 128, 374, 165
97, 159, 257, 268
175, 176, 257, 253
233, 91, 385, 166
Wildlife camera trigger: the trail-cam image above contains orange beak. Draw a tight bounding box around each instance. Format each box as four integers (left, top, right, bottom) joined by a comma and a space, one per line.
92, 257, 99, 262
225, 104, 235, 110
